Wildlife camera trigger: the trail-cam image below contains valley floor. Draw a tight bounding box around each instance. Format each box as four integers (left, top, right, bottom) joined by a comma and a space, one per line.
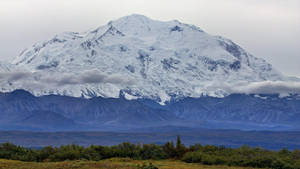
2, 130, 300, 150
0, 158, 255, 169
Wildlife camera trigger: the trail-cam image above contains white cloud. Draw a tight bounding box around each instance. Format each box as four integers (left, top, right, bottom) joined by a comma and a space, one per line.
234, 81, 300, 96
200, 80, 300, 97
0, 70, 135, 90
1, 69, 300, 98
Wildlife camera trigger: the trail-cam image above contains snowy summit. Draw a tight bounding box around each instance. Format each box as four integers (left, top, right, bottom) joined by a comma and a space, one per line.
0, 14, 289, 104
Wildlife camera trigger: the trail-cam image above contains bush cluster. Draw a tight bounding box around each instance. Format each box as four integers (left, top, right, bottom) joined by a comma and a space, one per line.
1, 136, 300, 168
182, 145, 300, 169
0, 138, 183, 162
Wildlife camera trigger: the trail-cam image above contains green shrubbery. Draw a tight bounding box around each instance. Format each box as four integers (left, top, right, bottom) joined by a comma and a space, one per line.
182, 145, 300, 169
1, 136, 300, 168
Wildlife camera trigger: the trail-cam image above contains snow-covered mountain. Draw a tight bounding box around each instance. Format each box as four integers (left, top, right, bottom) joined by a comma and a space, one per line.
0, 14, 291, 104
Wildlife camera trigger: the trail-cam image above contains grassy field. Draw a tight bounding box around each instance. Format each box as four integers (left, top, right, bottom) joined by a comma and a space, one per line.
0, 158, 255, 169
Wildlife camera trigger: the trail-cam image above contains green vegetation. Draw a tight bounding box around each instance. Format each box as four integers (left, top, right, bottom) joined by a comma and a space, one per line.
1, 136, 300, 169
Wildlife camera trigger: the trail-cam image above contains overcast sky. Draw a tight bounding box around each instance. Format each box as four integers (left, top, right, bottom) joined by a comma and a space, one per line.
0, 0, 299, 77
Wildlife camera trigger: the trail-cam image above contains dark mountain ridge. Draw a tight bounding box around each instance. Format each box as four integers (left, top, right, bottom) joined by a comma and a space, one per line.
0, 89, 300, 131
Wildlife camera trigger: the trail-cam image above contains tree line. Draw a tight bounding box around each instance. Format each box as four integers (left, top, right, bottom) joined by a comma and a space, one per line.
1, 136, 300, 169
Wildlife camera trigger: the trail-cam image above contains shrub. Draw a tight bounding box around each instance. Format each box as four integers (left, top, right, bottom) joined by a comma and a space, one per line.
139, 144, 167, 160
182, 151, 202, 163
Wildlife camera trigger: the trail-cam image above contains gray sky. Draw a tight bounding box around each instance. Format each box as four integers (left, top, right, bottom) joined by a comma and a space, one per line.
0, 0, 299, 77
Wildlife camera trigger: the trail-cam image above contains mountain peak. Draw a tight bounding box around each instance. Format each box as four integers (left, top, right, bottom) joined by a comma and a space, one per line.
1, 14, 288, 104
116, 14, 152, 22
109, 14, 155, 28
